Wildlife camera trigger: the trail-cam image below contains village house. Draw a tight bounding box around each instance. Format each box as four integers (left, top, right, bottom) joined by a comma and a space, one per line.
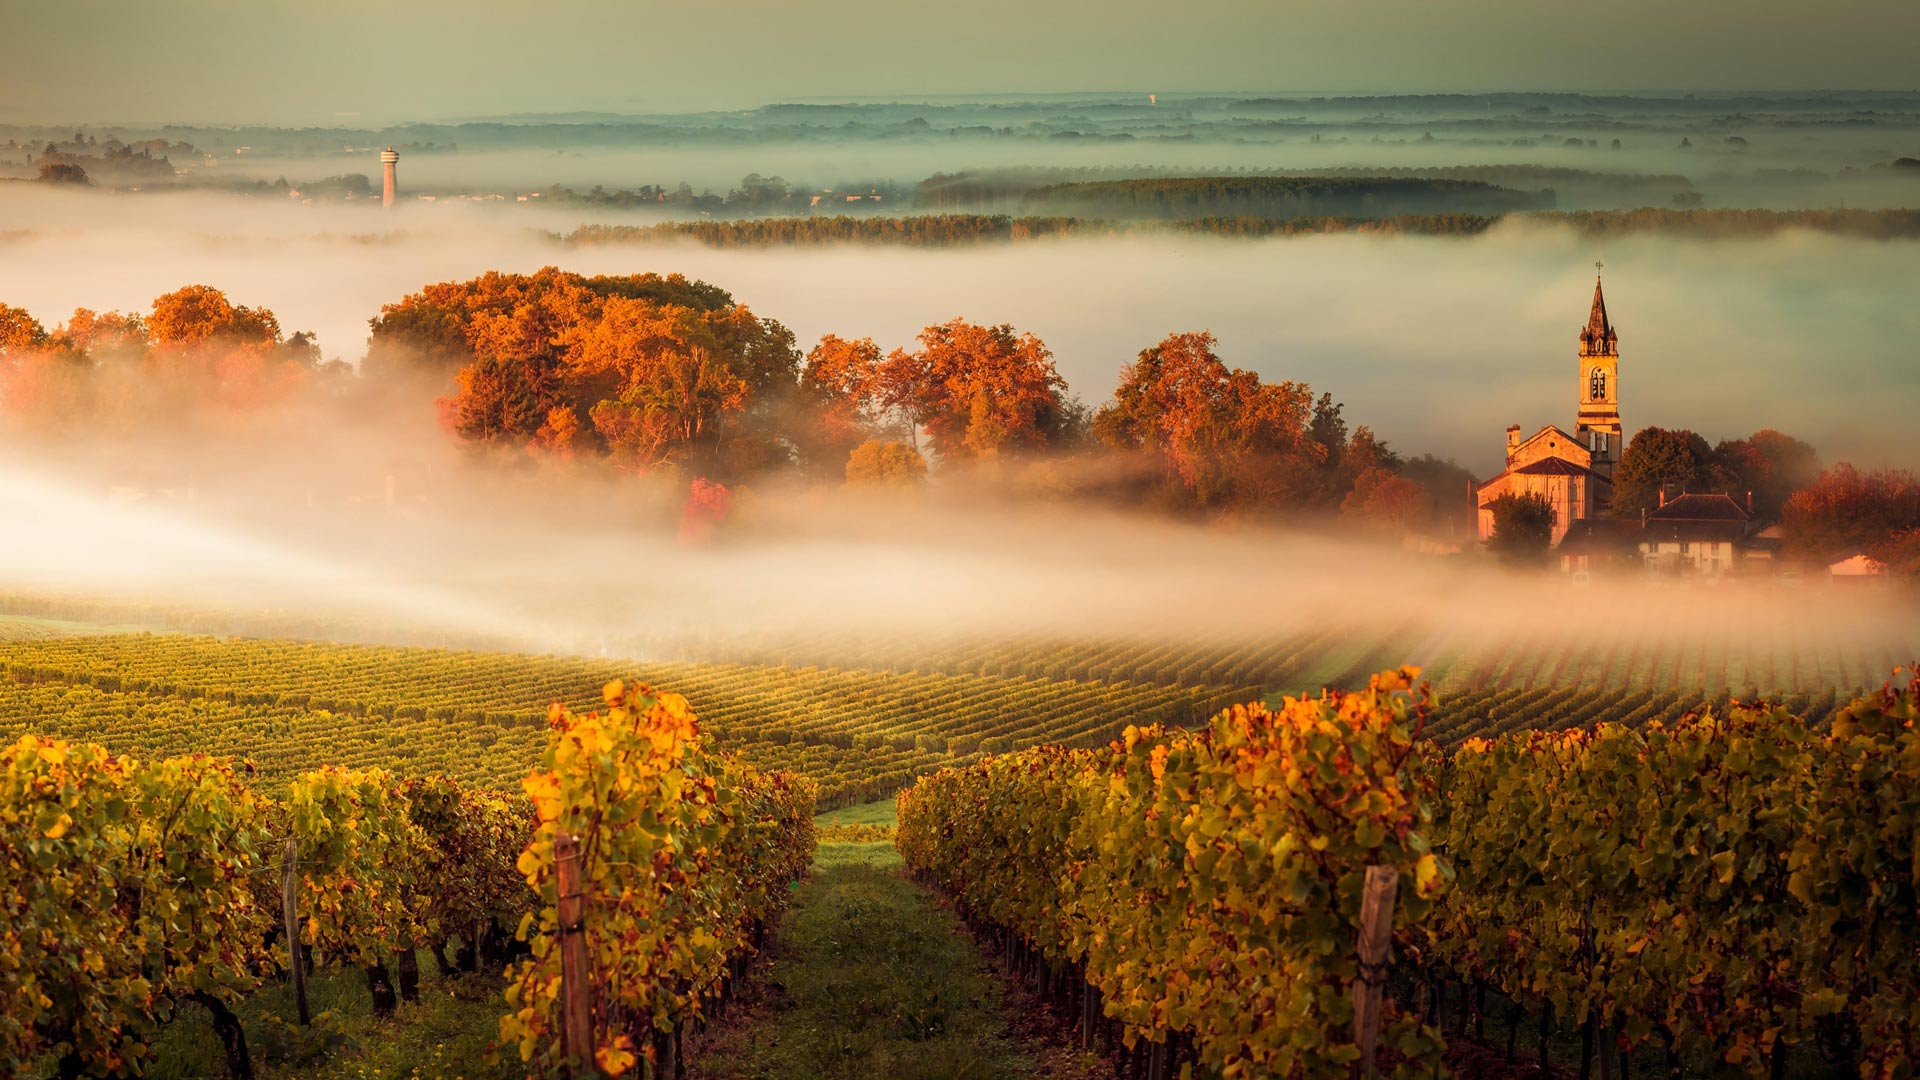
1635, 493, 1759, 575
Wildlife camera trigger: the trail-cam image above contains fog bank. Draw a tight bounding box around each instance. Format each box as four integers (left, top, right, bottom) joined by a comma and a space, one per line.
1, 186, 1916, 473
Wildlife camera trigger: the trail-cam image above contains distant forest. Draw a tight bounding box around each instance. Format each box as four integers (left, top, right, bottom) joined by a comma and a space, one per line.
557, 208, 1920, 249
1015, 175, 1555, 219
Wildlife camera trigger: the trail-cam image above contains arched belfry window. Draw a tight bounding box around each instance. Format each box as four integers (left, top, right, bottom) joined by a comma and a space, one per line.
1590, 368, 1606, 401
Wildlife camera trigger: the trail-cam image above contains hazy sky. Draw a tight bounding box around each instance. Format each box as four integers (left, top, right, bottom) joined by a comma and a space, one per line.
3, 0, 1917, 126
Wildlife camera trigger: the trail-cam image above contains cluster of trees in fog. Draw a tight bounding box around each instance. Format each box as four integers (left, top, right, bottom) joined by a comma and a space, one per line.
1611, 423, 1918, 573
0, 134, 180, 184
1, 268, 1910, 562
1609, 427, 1821, 520
0, 290, 327, 430
358, 268, 1474, 525
1781, 465, 1920, 572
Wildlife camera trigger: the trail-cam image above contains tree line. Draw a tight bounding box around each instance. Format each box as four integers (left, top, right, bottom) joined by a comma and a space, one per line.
361, 268, 1479, 524
3, 270, 1904, 561
0, 288, 327, 432
1015, 175, 1556, 220
556, 208, 1920, 250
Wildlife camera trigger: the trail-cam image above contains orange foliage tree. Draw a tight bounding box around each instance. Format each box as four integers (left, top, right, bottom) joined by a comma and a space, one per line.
0, 289, 316, 432
371, 268, 799, 477
794, 334, 886, 474
1092, 331, 1322, 509
0, 303, 49, 352
877, 318, 1069, 464
1782, 463, 1920, 564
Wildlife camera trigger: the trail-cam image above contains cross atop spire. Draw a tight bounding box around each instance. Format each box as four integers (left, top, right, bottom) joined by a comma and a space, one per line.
1581, 271, 1617, 355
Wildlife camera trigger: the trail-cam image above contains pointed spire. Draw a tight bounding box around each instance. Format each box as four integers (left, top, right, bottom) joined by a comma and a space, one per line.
1580, 267, 1617, 355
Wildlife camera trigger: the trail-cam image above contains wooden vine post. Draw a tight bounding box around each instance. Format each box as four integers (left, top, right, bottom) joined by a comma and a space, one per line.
1351, 864, 1400, 1078
555, 830, 594, 1071
280, 836, 309, 1026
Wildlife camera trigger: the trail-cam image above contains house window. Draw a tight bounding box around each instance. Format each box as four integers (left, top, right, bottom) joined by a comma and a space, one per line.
1680, 542, 1691, 555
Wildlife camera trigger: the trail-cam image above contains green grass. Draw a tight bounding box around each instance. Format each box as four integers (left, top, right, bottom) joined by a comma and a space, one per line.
815, 800, 899, 828
119, 961, 516, 1080
689, 841, 1040, 1080
0, 612, 158, 640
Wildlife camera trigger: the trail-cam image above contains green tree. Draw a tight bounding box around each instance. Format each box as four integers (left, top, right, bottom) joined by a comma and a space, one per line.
1610, 426, 1715, 516
1400, 454, 1477, 534
1486, 491, 1556, 567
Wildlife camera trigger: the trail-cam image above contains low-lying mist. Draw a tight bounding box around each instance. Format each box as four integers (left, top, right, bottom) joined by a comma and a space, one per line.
1, 435, 1913, 697
2, 185, 1916, 472
1, 183, 1915, 692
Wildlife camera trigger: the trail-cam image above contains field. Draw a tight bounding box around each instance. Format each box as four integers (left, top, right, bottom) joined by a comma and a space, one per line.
2, 617, 1913, 1078
0, 632, 1252, 807
0, 612, 1909, 815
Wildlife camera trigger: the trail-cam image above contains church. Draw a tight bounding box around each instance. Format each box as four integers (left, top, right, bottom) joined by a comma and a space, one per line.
1475, 273, 1624, 545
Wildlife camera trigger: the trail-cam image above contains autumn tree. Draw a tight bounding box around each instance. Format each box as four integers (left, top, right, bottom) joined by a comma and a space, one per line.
59, 309, 148, 359
144, 285, 314, 413
0, 304, 79, 428
1486, 491, 1556, 567
37, 161, 90, 185
396, 269, 801, 477
845, 439, 927, 486
1609, 426, 1716, 515
791, 334, 886, 475
1342, 468, 1430, 534
1093, 331, 1318, 509
530, 406, 585, 460
0, 306, 49, 357
0, 304, 48, 352
879, 318, 1067, 463
148, 285, 280, 349
1710, 429, 1821, 518
1871, 528, 1920, 583
365, 267, 730, 380
574, 299, 798, 474
1781, 464, 1920, 564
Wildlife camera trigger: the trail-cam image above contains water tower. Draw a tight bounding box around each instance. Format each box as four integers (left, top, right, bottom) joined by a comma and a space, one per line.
380, 147, 399, 208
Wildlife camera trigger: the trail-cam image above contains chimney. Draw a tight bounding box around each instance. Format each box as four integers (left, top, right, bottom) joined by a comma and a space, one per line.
1505, 424, 1522, 458
1658, 487, 1666, 508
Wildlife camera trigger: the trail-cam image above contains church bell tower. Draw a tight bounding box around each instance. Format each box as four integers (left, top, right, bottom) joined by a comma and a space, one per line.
1575, 267, 1622, 477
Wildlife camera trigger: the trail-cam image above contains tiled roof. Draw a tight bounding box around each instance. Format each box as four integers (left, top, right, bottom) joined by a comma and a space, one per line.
1649, 493, 1750, 522
1513, 458, 1614, 483
1556, 518, 1642, 555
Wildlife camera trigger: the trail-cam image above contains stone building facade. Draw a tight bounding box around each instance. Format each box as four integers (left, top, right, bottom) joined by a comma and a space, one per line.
1476, 276, 1621, 545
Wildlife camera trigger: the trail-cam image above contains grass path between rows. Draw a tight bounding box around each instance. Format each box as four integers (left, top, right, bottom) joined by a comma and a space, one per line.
122, 805, 1078, 1080
689, 839, 1095, 1080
